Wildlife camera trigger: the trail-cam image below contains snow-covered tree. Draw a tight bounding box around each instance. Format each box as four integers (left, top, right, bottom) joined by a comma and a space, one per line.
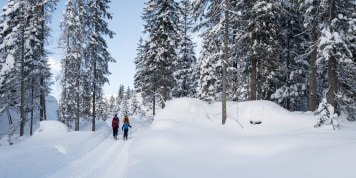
120, 90, 129, 117
134, 37, 145, 93
314, 98, 338, 130
85, 0, 115, 131
107, 95, 116, 116
139, 0, 181, 111
58, 0, 114, 131
130, 91, 141, 116
171, 0, 196, 98
300, 0, 356, 118
271, 0, 309, 111
58, 0, 86, 130
316, 0, 356, 119
191, 0, 227, 103
1, 0, 57, 136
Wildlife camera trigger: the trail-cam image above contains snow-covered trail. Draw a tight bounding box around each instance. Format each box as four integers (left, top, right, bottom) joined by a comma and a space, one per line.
48, 137, 129, 178
47, 118, 151, 178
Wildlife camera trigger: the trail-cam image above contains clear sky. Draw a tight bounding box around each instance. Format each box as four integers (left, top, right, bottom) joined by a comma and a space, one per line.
29, 0, 146, 98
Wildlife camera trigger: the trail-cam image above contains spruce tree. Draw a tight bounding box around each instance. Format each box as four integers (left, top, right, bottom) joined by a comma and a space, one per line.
85, 0, 115, 131
192, 0, 226, 102
58, 0, 86, 130
171, 0, 196, 98
140, 0, 181, 110
271, 0, 309, 111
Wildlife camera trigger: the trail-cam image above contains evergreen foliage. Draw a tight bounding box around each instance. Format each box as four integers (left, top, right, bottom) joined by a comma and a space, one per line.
57, 0, 114, 130
134, 0, 355, 123
0, 0, 58, 137
138, 0, 182, 111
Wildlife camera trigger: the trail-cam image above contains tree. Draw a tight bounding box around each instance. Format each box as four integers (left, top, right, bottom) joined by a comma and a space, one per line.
221, 0, 229, 124
108, 95, 116, 116
85, 0, 115, 131
140, 0, 181, 110
58, 0, 86, 130
1, 0, 57, 137
171, 0, 196, 98
130, 91, 141, 116
300, 0, 355, 120
120, 89, 129, 117
317, 0, 356, 118
299, 0, 320, 111
192, 0, 226, 103
271, 0, 309, 111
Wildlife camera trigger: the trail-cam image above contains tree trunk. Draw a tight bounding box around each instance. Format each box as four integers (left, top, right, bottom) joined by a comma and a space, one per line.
308, 0, 318, 111
30, 83, 34, 136
222, 0, 228, 125
92, 54, 97, 132
75, 77, 80, 131
327, 0, 337, 109
153, 95, 156, 116
20, 22, 26, 137
162, 83, 166, 108
251, 56, 257, 100
40, 2, 46, 121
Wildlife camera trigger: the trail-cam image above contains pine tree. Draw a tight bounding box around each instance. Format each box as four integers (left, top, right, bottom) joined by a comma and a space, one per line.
0, 0, 31, 136
314, 98, 338, 129
1, 0, 57, 136
140, 0, 182, 111
300, 0, 355, 120
299, 0, 324, 111
130, 91, 141, 116
85, 0, 115, 131
134, 37, 145, 93
271, 0, 309, 111
58, 0, 86, 130
192, 0, 226, 102
316, 0, 356, 119
120, 90, 129, 117
171, 0, 196, 98
108, 95, 116, 116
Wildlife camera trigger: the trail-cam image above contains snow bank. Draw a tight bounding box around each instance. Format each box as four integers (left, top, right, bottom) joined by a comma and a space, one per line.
127, 98, 356, 178
1, 98, 355, 178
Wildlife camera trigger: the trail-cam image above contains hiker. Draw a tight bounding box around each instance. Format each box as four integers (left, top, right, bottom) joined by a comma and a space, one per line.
112, 114, 119, 140
122, 115, 132, 140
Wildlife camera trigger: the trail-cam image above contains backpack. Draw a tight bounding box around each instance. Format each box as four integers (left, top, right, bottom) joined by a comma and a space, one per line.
112, 117, 119, 127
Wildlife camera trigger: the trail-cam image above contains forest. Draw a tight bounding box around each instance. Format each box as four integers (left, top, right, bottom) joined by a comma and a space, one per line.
0, 0, 355, 136
134, 0, 355, 124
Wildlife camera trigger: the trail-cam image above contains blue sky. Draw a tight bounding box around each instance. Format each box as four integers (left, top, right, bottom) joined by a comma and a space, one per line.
48, 0, 146, 98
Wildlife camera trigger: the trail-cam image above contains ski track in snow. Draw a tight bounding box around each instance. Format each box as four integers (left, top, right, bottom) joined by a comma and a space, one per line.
47, 119, 148, 178
47, 136, 127, 178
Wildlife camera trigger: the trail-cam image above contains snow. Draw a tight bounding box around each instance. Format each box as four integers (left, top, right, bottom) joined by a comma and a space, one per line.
1, 97, 356, 178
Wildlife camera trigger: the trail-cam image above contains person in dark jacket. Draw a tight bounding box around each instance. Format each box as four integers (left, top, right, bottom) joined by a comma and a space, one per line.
112, 114, 119, 140
121, 115, 132, 140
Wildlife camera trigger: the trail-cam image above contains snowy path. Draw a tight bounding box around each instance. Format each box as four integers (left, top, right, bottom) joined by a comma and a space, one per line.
48, 138, 130, 178
46, 119, 150, 178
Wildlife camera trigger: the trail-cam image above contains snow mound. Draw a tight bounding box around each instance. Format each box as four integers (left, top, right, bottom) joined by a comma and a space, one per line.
155, 98, 314, 130
34, 120, 69, 137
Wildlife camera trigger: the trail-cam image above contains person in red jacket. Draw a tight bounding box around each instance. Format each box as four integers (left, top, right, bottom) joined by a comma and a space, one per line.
112, 114, 119, 140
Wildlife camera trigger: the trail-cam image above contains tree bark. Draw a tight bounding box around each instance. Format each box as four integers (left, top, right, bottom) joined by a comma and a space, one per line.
40, 2, 46, 121
92, 52, 97, 132
308, 0, 318, 111
222, 0, 228, 125
327, 0, 337, 109
75, 77, 80, 131
251, 56, 257, 100
153, 95, 156, 116
20, 19, 26, 136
